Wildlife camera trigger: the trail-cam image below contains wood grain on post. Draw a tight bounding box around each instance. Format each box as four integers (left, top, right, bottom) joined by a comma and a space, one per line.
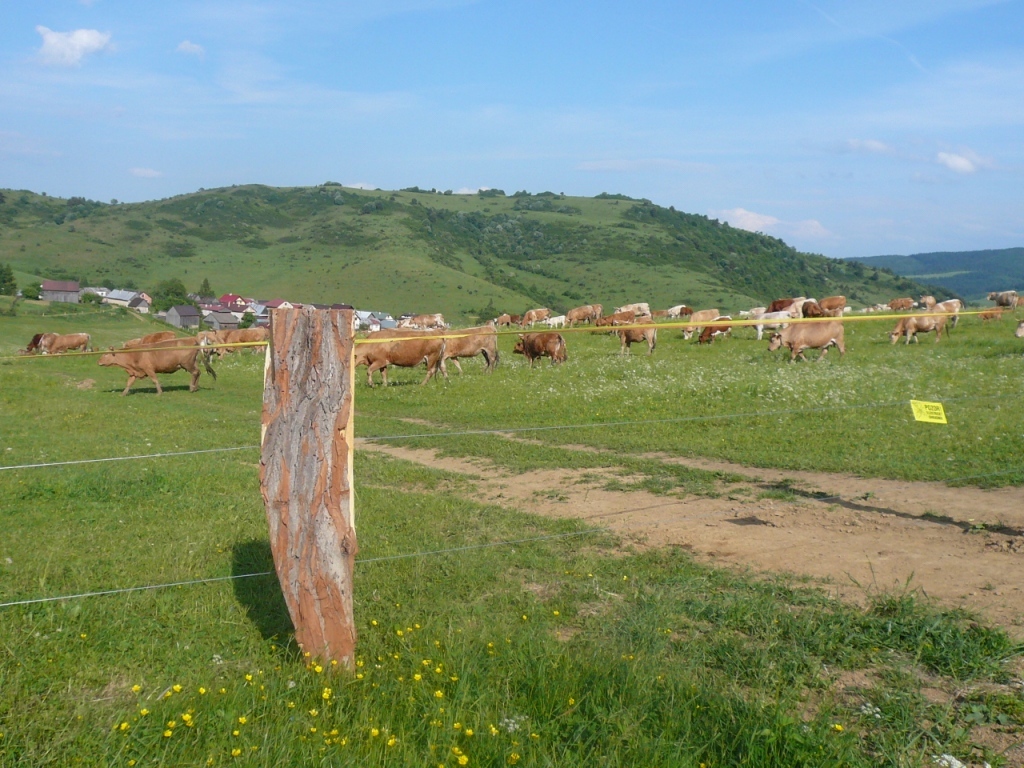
260, 308, 357, 667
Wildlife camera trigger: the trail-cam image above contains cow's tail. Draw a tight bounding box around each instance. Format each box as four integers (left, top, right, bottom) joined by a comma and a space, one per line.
202, 349, 218, 381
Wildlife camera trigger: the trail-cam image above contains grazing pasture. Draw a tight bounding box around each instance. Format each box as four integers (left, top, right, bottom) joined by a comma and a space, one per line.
2, 307, 1024, 766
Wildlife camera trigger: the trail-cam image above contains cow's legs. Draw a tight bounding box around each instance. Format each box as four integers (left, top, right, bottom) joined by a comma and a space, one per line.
450, 358, 464, 375
189, 366, 201, 391
121, 375, 138, 396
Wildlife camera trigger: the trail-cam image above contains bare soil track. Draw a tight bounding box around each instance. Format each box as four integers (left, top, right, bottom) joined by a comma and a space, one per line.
362, 440, 1024, 637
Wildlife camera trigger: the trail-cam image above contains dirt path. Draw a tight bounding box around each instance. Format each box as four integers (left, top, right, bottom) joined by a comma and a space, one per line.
362, 441, 1024, 636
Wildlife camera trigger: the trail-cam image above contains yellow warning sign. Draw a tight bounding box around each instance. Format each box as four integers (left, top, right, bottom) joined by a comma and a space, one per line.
910, 400, 947, 424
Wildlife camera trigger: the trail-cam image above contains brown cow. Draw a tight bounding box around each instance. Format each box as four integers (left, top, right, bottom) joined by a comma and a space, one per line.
354, 329, 447, 387
566, 304, 602, 326
201, 327, 270, 357
397, 312, 446, 329
98, 338, 217, 395
889, 312, 947, 343
819, 296, 846, 317
681, 308, 720, 340
767, 298, 799, 314
650, 309, 669, 319
123, 331, 177, 348
888, 297, 914, 311
697, 316, 731, 344
24, 333, 54, 354
521, 308, 552, 327
614, 302, 651, 318
979, 309, 1003, 322
495, 313, 514, 328
617, 317, 656, 355
38, 332, 92, 354
442, 324, 499, 374
513, 333, 566, 366
988, 291, 1018, 308
768, 321, 845, 362
509, 314, 522, 325
802, 301, 826, 318
595, 310, 634, 327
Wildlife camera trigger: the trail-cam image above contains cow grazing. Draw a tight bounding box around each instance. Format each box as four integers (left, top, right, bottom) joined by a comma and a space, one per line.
566, 304, 602, 326
513, 333, 567, 366
495, 313, 514, 328
650, 309, 669, 319
889, 312, 947, 344
442, 324, 499, 374
521, 308, 552, 327
697, 316, 731, 344
509, 314, 522, 326
24, 333, 54, 354
618, 324, 656, 355
200, 327, 270, 357
751, 311, 791, 340
398, 313, 446, 329
979, 309, 1003, 322
768, 321, 845, 362
681, 308, 720, 340
98, 338, 216, 395
819, 296, 846, 317
123, 331, 178, 349
354, 329, 448, 387
931, 299, 963, 328
988, 291, 1018, 308
544, 315, 567, 329
595, 310, 634, 327
36, 332, 92, 354
666, 304, 693, 318
614, 302, 651, 318
888, 297, 914, 311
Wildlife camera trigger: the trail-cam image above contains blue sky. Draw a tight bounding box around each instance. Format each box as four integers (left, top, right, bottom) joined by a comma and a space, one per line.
1, 0, 1021, 258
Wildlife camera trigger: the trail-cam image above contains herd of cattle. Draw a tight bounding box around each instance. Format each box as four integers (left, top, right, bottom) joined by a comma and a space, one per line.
17, 289, 1024, 392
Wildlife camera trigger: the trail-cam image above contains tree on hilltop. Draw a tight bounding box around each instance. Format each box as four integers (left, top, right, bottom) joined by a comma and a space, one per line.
198, 277, 213, 297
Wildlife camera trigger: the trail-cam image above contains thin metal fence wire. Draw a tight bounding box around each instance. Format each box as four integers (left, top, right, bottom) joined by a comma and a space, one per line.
0, 527, 609, 610
0, 391, 1014, 472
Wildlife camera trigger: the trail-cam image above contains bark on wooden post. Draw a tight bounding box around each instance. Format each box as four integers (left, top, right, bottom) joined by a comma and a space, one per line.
260, 307, 357, 667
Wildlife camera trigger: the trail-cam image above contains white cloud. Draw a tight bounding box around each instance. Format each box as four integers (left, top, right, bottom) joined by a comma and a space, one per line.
35, 26, 111, 66
129, 167, 162, 178
709, 207, 834, 242
177, 40, 205, 57
844, 138, 894, 155
936, 148, 992, 174
710, 207, 779, 232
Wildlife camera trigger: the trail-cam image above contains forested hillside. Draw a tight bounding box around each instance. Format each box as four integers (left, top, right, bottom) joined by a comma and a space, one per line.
0, 185, 936, 321
857, 248, 1024, 300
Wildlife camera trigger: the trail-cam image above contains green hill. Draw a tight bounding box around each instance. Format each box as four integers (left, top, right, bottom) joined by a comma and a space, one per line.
857, 248, 1024, 301
0, 185, 934, 321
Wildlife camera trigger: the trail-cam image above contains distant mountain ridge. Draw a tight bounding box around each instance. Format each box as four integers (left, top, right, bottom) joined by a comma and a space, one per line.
0, 184, 937, 321
856, 248, 1024, 300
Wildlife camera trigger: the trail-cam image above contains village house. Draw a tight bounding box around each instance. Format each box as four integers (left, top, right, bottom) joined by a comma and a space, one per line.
203, 310, 239, 331
166, 304, 202, 329
127, 296, 150, 314
41, 280, 80, 303
79, 286, 110, 300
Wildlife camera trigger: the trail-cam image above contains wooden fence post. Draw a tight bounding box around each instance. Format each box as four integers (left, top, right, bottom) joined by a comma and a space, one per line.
260, 308, 357, 667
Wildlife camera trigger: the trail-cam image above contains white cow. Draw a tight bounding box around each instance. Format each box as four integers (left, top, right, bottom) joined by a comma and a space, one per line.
544, 315, 567, 329
752, 311, 792, 341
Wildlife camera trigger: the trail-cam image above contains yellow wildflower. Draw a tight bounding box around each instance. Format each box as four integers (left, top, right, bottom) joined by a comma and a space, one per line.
244, 674, 253, 682
465, 728, 474, 736
569, 697, 576, 705
508, 754, 520, 765
119, 722, 129, 732
489, 725, 500, 736
162, 730, 172, 738
371, 728, 380, 737
387, 736, 397, 746
232, 730, 240, 737
458, 757, 469, 766
139, 709, 150, 717
309, 709, 318, 717
322, 687, 332, 701
414, 674, 422, 681
198, 687, 207, 695
454, 722, 462, 730
434, 690, 444, 699
231, 748, 242, 757
172, 684, 182, 693
314, 665, 323, 674
238, 716, 247, 725
131, 685, 141, 694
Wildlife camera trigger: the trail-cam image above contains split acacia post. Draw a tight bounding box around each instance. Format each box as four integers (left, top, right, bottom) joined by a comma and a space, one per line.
260, 307, 357, 667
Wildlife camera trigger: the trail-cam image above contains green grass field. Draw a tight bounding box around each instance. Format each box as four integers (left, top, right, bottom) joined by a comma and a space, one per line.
1, 306, 1023, 766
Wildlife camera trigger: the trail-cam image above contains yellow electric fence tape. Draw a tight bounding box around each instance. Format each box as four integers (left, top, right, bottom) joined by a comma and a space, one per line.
910, 400, 947, 424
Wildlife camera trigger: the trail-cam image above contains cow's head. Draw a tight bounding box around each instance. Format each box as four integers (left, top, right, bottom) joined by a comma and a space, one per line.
512, 335, 525, 355
97, 352, 115, 367
766, 333, 783, 352
888, 330, 902, 344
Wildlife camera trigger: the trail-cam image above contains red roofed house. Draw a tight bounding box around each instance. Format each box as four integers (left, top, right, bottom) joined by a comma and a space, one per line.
218, 294, 250, 312
41, 280, 80, 303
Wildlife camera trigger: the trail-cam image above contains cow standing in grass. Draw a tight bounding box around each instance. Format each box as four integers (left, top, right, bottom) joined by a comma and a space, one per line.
98, 338, 217, 395
442, 324, 499, 374
768, 321, 845, 362
513, 333, 567, 366
355, 329, 448, 387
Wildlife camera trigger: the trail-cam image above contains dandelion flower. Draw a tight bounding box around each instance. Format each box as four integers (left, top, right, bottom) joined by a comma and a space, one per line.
131, 685, 141, 694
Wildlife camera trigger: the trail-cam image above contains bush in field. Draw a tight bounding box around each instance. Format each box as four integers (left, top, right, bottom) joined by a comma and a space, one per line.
80, 291, 103, 305
21, 281, 41, 300
151, 277, 193, 312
